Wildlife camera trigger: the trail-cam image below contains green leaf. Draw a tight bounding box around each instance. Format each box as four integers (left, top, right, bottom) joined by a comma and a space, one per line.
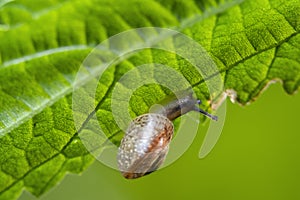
0, 0, 299, 199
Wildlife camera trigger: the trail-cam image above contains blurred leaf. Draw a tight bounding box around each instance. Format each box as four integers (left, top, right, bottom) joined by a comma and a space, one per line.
0, 0, 299, 199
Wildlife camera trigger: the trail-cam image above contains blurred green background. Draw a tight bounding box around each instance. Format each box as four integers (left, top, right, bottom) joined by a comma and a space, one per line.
20, 83, 300, 200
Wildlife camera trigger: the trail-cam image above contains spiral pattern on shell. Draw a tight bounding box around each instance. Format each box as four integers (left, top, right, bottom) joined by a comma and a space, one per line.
117, 113, 174, 179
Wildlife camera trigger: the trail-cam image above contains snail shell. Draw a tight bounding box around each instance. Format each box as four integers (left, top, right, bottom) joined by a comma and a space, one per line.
117, 113, 173, 179
117, 92, 217, 179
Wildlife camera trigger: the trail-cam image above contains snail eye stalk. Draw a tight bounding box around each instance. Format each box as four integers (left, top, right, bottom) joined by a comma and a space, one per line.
193, 106, 218, 121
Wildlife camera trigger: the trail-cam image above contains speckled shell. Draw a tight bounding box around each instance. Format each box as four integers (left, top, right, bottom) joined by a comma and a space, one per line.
117, 113, 174, 179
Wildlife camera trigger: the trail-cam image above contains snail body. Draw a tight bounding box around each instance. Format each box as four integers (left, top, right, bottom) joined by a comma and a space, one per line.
117, 93, 217, 179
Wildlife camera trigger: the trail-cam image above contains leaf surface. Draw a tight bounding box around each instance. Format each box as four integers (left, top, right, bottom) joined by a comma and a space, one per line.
0, 0, 299, 199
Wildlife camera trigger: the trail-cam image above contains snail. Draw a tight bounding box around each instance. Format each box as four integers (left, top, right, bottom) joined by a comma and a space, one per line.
117, 92, 218, 179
